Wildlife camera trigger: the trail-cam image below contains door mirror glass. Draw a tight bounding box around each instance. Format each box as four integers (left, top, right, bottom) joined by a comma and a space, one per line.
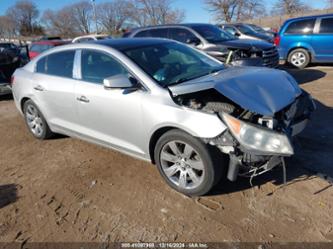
103, 74, 136, 89
234, 31, 241, 37
185, 37, 201, 46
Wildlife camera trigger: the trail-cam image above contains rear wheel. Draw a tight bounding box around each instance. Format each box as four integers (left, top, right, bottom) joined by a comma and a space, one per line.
154, 129, 224, 196
23, 100, 54, 139
288, 49, 310, 69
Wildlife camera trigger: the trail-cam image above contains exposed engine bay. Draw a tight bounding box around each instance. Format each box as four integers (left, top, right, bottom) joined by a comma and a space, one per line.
173, 88, 315, 183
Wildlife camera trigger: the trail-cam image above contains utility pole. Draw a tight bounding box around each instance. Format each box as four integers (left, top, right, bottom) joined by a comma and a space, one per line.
91, 0, 98, 34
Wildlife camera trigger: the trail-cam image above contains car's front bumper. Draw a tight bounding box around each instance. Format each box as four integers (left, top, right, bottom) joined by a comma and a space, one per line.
0, 83, 11, 96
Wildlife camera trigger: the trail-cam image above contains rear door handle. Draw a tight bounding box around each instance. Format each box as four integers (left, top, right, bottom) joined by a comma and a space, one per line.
33, 85, 45, 91
76, 96, 90, 103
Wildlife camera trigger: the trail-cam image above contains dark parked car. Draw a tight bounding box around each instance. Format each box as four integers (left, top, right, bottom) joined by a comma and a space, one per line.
220, 23, 274, 43
275, 14, 333, 68
124, 24, 279, 68
0, 42, 28, 94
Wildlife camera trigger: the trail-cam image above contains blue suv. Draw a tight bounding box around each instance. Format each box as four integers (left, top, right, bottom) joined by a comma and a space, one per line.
275, 14, 333, 68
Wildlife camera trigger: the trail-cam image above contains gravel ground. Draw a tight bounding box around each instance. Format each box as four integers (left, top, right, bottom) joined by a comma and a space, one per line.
0, 65, 332, 243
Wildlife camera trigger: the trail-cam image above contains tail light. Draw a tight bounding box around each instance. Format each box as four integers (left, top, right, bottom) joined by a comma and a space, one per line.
10, 76, 14, 86
274, 35, 281, 46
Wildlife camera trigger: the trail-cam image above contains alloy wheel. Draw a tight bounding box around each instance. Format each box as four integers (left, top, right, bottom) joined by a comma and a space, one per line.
25, 104, 44, 137
160, 140, 205, 190
291, 52, 306, 67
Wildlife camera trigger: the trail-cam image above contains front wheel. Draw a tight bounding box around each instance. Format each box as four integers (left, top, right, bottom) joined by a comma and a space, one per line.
154, 129, 224, 196
288, 49, 310, 69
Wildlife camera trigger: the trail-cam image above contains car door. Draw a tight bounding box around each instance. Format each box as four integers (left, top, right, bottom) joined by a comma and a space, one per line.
74, 49, 145, 156
312, 17, 333, 62
32, 49, 78, 130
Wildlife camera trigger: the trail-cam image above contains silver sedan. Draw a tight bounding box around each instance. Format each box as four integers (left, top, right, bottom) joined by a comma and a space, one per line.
11, 38, 314, 196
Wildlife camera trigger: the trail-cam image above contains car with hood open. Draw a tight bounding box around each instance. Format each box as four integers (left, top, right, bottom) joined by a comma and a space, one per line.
124, 23, 279, 68
0, 42, 29, 95
11, 38, 315, 196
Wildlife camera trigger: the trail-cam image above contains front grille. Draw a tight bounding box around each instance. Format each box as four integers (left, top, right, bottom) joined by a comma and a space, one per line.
262, 47, 279, 68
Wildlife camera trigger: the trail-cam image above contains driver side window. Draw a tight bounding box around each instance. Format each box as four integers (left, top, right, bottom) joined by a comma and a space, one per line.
81, 50, 128, 84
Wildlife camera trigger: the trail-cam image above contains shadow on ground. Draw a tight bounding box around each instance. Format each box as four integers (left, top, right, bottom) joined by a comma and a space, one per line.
280, 66, 327, 85
0, 184, 18, 208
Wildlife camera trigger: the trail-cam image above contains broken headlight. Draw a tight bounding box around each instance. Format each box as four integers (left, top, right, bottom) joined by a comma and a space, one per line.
222, 113, 294, 156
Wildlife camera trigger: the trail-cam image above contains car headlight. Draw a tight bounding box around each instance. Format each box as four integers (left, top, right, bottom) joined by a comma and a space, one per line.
222, 113, 294, 155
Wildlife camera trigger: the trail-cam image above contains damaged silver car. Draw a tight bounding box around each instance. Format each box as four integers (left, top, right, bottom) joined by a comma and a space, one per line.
11, 39, 315, 196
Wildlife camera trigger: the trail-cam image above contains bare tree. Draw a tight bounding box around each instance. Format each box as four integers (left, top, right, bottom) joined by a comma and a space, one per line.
6, 0, 41, 36
96, 0, 132, 33
205, 0, 265, 22
271, 0, 311, 15
205, 0, 240, 23
327, 0, 333, 8
68, 1, 93, 34
42, 9, 80, 37
129, 0, 185, 26
240, 0, 266, 20
0, 15, 16, 38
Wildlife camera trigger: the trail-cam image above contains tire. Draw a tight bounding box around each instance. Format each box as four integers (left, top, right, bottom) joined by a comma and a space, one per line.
23, 100, 54, 139
288, 49, 310, 69
154, 129, 225, 196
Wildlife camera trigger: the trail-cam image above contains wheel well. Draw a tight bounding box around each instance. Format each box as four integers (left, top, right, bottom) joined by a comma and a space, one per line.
20, 97, 30, 112
149, 127, 177, 164
288, 47, 312, 62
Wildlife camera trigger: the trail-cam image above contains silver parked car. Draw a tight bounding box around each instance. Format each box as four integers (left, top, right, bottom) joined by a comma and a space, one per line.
11, 39, 315, 196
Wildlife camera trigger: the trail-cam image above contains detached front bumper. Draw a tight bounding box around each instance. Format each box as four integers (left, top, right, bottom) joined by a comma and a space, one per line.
0, 83, 12, 96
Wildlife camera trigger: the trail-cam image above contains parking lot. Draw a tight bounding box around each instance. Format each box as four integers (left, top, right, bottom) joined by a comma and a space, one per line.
0, 65, 332, 243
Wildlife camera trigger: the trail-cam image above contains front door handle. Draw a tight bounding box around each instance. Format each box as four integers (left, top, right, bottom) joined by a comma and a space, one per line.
33, 85, 45, 91
76, 96, 90, 103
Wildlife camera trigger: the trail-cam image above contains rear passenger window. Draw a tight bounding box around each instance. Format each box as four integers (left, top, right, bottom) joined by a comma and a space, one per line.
319, 18, 333, 33
36, 50, 75, 78
285, 19, 315, 34
135, 30, 151, 37
81, 50, 128, 84
149, 29, 169, 38
169, 28, 197, 43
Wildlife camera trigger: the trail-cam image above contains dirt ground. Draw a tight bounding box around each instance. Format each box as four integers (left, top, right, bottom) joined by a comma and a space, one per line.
0, 65, 333, 244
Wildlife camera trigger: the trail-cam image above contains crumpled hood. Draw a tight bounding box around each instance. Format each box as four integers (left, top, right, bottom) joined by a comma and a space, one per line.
169, 67, 302, 116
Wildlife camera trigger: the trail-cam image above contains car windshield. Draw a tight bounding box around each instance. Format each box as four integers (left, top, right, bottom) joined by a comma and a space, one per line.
248, 24, 265, 33
236, 24, 257, 35
123, 42, 223, 87
191, 25, 236, 43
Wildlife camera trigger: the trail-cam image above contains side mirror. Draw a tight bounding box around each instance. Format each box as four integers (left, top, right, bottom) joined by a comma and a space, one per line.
186, 37, 201, 46
234, 32, 241, 37
103, 74, 137, 89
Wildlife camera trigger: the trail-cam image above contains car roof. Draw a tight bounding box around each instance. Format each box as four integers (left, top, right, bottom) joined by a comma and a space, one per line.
127, 23, 216, 32
285, 13, 333, 23
75, 34, 110, 39
91, 38, 172, 51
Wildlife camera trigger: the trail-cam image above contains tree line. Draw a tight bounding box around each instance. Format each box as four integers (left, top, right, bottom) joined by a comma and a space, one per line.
205, 0, 313, 23
0, 0, 318, 38
0, 0, 185, 37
